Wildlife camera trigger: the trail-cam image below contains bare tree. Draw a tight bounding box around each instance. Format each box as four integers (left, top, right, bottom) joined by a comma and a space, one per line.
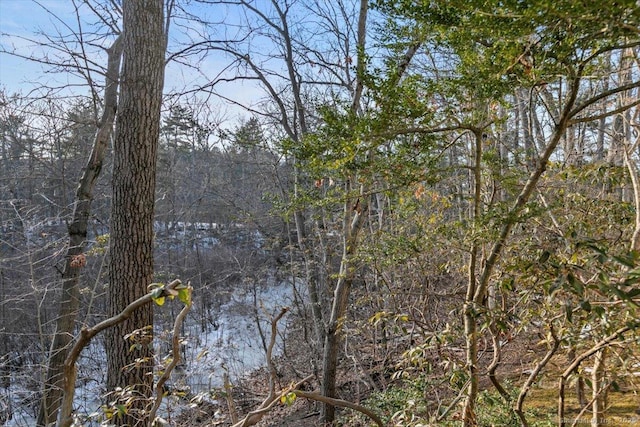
37, 33, 123, 427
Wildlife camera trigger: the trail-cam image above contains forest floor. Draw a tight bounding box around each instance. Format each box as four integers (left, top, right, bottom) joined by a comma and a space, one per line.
160, 278, 640, 427
203, 329, 640, 427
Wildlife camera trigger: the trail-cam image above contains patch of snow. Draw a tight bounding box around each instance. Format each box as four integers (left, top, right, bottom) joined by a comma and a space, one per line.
2, 278, 301, 426
180, 280, 295, 395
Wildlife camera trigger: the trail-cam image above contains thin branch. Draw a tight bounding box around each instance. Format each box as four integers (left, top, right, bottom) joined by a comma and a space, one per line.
568, 80, 640, 120
474, 73, 582, 303
569, 98, 640, 125
350, 0, 368, 113
293, 389, 384, 427
149, 287, 193, 425
57, 280, 185, 427
229, 307, 293, 427
515, 324, 560, 427
558, 321, 640, 427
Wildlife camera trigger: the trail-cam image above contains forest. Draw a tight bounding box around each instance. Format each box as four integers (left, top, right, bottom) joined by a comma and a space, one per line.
0, 0, 639, 426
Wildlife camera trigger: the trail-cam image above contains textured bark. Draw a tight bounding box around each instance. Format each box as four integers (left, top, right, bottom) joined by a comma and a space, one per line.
105, 1, 166, 425
37, 34, 124, 427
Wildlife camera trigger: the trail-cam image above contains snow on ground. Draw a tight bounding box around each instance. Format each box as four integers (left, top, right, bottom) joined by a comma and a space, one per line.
179, 279, 296, 394
2, 279, 300, 426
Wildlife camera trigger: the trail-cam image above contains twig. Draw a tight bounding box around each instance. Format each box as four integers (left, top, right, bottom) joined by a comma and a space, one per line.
224, 371, 239, 424
569, 381, 611, 427
558, 321, 640, 427
57, 279, 184, 427
149, 287, 192, 425
515, 324, 560, 427
229, 307, 290, 427
437, 379, 470, 421
230, 375, 312, 427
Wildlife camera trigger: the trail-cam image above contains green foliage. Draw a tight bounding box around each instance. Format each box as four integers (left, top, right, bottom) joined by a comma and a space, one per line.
474, 388, 520, 427
160, 104, 213, 152
280, 391, 297, 406
148, 282, 192, 307
342, 375, 432, 426
86, 234, 110, 256
100, 386, 136, 424
374, 0, 640, 96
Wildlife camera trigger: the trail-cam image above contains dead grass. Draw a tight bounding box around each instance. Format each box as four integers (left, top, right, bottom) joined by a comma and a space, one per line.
526, 385, 639, 427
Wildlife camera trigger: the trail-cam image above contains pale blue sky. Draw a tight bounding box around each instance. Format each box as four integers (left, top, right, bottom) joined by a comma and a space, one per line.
0, 0, 262, 122
0, 0, 82, 95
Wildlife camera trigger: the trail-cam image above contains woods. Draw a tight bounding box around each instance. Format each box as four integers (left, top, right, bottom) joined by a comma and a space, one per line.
1, 0, 640, 426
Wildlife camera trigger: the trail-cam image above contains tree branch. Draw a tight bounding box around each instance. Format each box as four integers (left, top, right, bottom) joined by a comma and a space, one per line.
57, 280, 185, 427
149, 287, 192, 425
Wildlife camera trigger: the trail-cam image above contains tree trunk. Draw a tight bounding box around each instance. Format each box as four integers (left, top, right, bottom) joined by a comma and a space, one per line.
321, 188, 369, 424
36, 34, 124, 427
516, 88, 535, 169
591, 348, 607, 427
105, 1, 166, 425
320, 2, 369, 423
463, 129, 484, 427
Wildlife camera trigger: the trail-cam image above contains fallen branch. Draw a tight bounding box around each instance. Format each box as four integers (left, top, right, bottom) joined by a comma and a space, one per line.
229, 305, 384, 427
229, 307, 294, 427
292, 389, 384, 427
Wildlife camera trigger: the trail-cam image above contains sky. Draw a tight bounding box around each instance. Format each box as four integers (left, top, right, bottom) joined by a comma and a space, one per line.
0, 0, 262, 124
0, 0, 76, 95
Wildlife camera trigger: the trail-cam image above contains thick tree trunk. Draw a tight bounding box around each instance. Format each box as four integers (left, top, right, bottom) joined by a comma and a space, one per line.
36, 34, 124, 427
105, 1, 166, 425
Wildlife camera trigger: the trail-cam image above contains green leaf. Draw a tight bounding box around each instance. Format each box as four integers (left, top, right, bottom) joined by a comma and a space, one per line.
151, 287, 164, 300
626, 287, 640, 298
368, 311, 389, 325
154, 296, 166, 306
612, 253, 636, 268
539, 250, 551, 264
564, 303, 573, 322
579, 300, 591, 312
103, 406, 114, 419
280, 391, 297, 406
178, 288, 192, 305
567, 273, 584, 297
